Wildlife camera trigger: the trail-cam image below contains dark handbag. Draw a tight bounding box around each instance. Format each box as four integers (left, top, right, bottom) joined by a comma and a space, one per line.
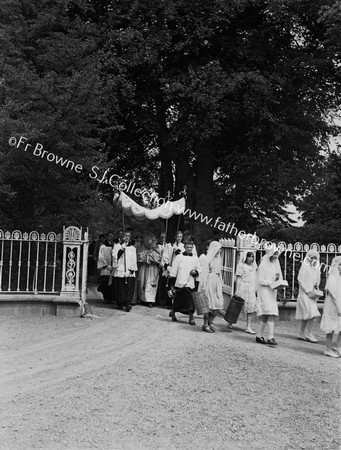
224, 295, 245, 324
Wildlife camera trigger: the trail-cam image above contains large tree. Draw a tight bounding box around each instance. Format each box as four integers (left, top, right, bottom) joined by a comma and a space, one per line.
0, 0, 107, 230
86, 0, 341, 242
1, 0, 340, 245
299, 151, 341, 233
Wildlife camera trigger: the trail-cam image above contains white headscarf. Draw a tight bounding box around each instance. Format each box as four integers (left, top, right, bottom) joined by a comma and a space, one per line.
259, 241, 279, 256
236, 250, 257, 292
326, 256, 341, 301
238, 250, 257, 270
257, 249, 282, 287
260, 247, 281, 267
297, 249, 320, 290
198, 241, 221, 290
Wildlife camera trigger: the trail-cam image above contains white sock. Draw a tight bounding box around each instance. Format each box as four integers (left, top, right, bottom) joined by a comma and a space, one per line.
257, 321, 266, 338
268, 321, 275, 340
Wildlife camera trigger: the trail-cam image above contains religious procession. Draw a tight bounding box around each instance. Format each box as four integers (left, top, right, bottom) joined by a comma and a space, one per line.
2, 1, 341, 447
93, 228, 341, 359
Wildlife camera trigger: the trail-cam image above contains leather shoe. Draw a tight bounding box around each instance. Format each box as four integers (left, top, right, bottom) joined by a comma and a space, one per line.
169, 311, 177, 322
324, 349, 339, 358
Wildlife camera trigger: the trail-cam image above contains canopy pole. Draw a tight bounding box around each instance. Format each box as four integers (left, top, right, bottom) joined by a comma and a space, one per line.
176, 214, 181, 234
121, 208, 127, 284
165, 190, 172, 241
176, 185, 187, 235
165, 219, 169, 240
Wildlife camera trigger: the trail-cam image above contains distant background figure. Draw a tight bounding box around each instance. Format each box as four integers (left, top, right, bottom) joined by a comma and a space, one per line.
137, 234, 161, 307
198, 241, 224, 333
296, 249, 321, 343
320, 256, 341, 357
157, 231, 169, 306
198, 240, 211, 267
114, 229, 124, 244
233, 250, 258, 334
87, 236, 96, 277
172, 231, 185, 255
97, 232, 114, 304
132, 232, 143, 305
183, 231, 198, 257
93, 234, 105, 278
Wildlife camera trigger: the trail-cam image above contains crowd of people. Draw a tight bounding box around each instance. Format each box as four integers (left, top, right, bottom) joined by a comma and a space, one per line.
89, 229, 341, 358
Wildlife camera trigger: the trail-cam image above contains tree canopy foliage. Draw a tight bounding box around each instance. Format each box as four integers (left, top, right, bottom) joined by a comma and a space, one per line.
296, 151, 341, 241
0, 0, 105, 229
0, 0, 340, 244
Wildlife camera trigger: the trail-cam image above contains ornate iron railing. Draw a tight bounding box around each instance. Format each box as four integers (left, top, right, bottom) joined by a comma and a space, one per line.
220, 238, 236, 296
0, 230, 62, 293
0, 226, 89, 304
233, 237, 341, 301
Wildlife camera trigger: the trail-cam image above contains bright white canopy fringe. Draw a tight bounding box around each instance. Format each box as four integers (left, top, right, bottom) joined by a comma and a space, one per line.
114, 191, 186, 221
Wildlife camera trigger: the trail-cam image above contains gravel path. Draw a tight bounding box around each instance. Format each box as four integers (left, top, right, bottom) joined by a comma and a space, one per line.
0, 299, 340, 450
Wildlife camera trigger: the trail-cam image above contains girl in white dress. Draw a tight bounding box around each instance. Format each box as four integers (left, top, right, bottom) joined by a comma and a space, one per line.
296, 249, 321, 342
255, 247, 284, 346
320, 256, 341, 358
198, 241, 224, 333
234, 251, 257, 334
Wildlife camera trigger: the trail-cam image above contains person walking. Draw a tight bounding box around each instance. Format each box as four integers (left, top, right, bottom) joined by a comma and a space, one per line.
112, 230, 137, 312
296, 249, 321, 343
97, 232, 114, 304
198, 241, 224, 333
156, 231, 169, 306
320, 256, 341, 357
255, 246, 284, 346
162, 231, 185, 307
234, 250, 258, 334
168, 241, 201, 325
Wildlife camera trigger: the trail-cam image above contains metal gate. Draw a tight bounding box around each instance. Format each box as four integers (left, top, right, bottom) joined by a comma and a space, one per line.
220, 238, 237, 297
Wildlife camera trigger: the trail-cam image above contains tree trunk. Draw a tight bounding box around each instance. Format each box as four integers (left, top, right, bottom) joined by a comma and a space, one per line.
192, 139, 215, 250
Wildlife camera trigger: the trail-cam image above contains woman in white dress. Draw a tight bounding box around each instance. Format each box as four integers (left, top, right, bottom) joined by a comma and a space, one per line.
296, 249, 321, 343
234, 251, 258, 334
255, 246, 284, 346
320, 256, 341, 357
198, 241, 224, 333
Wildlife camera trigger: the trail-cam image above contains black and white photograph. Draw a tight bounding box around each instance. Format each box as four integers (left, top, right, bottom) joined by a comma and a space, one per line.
0, 0, 340, 449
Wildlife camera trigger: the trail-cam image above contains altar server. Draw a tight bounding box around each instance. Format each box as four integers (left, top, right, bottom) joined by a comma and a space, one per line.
112, 230, 137, 311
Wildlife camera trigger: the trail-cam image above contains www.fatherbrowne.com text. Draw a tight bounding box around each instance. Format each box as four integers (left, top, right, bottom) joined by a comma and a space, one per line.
9, 135, 313, 262
172, 202, 300, 257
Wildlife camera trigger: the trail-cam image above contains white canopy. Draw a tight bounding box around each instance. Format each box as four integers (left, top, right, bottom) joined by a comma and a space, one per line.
114, 191, 185, 221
